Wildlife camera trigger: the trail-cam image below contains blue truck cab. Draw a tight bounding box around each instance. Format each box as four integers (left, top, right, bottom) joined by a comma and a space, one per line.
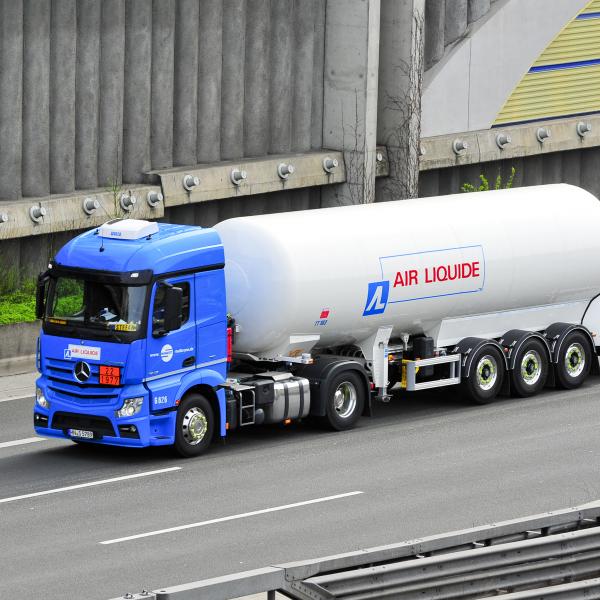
33, 219, 229, 456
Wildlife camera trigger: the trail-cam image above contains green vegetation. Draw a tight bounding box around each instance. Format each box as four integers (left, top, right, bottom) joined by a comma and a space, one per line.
0, 280, 37, 326
53, 294, 82, 318
461, 167, 516, 193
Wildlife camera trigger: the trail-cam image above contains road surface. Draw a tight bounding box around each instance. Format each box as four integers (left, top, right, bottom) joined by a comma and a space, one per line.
1, 380, 599, 599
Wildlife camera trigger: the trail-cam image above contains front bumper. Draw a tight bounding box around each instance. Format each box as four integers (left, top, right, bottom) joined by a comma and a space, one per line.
33, 379, 177, 448
34, 410, 176, 447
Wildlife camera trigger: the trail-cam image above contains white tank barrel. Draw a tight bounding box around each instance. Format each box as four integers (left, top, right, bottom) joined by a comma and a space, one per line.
214, 184, 600, 358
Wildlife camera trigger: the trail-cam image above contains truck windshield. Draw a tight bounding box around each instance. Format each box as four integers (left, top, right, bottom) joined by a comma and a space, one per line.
46, 276, 147, 337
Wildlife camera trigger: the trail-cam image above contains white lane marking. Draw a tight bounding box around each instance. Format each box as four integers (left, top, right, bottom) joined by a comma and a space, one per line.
0, 437, 45, 449
0, 466, 182, 505
100, 490, 364, 545
0, 394, 33, 403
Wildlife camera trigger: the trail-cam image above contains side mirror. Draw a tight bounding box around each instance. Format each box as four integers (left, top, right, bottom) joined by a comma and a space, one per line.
163, 285, 183, 333
35, 272, 49, 320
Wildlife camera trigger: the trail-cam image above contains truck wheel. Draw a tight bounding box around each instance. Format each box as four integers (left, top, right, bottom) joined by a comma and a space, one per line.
510, 338, 548, 397
324, 371, 364, 431
555, 332, 592, 390
174, 394, 214, 458
462, 346, 504, 405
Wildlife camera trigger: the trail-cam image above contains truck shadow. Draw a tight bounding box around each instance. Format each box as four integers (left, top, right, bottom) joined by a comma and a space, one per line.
2, 380, 592, 488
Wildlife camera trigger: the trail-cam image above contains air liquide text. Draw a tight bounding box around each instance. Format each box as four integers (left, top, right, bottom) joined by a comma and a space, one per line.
393, 261, 481, 288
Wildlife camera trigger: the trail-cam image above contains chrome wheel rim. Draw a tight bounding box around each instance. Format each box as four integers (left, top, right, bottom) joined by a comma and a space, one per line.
182, 407, 208, 445
476, 355, 498, 391
565, 343, 585, 378
333, 382, 357, 419
520, 350, 542, 386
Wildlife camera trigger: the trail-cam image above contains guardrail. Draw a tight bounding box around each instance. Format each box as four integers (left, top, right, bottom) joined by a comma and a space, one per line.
110, 501, 600, 600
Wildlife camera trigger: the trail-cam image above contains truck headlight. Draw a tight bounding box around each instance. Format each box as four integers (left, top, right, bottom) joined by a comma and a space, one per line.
116, 397, 143, 418
36, 387, 49, 409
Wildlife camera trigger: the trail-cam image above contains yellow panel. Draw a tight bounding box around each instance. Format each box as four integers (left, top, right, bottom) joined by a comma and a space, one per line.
494, 0, 600, 125
582, 0, 600, 13
496, 66, 600, 125
534, 20, 600, 66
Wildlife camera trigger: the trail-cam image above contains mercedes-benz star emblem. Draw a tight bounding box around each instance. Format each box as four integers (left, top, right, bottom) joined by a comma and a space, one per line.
74, 361, 91, 383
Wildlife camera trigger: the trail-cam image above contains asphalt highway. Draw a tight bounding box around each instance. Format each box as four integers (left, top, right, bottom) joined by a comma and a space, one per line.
2, 380, 600, 600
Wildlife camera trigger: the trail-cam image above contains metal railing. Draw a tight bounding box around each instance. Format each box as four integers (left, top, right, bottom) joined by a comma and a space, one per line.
110, 501, 600, 600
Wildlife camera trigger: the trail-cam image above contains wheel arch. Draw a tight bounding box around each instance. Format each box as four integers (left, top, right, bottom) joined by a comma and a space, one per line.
545, 322, 598, 374
180, 383, 225, 440
452, 337, 508, 378
498, 329, 552, 371
295, 358, 371, 417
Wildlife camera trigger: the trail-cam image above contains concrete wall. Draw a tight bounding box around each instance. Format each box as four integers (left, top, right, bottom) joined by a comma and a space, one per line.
419, 147, 600, 200
424, 0, 498, 71
2, 0, 600, 288
0, 0, 327, 281
0, 0, 326, 200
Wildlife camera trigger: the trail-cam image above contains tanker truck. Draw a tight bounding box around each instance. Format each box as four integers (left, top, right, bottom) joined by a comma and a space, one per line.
33, 184, 600, 456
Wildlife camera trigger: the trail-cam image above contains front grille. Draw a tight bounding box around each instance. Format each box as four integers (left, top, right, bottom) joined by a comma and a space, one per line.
48, 384, 119, 401
46, 357, 122, 405
51, 411, 115, 436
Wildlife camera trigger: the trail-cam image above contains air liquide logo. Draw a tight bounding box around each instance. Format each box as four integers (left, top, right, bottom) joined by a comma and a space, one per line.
160, 344, 174, 363
363, 282, 390, 316
363, 245, 485, 316
64, 344, 101, 361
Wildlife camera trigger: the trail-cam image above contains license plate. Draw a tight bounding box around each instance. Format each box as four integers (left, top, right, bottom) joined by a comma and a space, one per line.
68, 429, 94, 439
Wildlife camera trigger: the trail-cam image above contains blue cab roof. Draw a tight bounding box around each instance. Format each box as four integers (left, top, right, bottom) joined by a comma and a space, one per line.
54, 223, 224, 276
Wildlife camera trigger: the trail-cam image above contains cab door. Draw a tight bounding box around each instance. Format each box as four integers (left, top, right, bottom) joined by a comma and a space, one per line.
195, 268, 227, 368
145, 277, 196, 411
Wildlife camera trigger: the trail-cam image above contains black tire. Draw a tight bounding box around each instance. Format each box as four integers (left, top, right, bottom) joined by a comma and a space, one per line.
324, 371, 365, 431
462, 345, 504, 405
510, 338, 549, 398
174, 394, 214, 458
555, 331, 592, 390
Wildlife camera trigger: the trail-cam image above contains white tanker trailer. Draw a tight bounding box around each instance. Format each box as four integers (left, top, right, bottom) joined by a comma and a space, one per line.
34, 183, 600, 456
217, 183, 600, 421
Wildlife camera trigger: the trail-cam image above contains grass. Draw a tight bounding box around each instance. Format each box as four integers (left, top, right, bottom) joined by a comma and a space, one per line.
0, 281, 37, 326
0, 275, 84, 325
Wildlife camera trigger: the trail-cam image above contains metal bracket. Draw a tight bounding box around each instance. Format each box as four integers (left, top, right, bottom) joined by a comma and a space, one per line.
358, 326, 393, 390
404, 354, 461, 391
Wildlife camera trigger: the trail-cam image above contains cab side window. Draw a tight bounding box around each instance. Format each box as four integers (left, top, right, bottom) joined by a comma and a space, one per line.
152, 281, 190, 335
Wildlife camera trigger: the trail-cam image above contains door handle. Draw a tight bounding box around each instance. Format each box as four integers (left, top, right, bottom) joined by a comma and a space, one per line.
183, 356, 195, 367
